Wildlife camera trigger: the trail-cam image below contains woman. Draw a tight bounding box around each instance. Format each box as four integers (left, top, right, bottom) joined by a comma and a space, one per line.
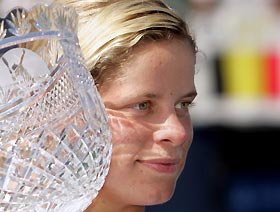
56, 0, 198, 211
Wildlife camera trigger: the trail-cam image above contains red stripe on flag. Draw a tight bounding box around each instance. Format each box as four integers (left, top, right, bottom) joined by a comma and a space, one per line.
267, 52, 279, 98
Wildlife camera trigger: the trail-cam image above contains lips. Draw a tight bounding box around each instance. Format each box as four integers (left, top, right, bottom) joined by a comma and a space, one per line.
137, 158, 180, 174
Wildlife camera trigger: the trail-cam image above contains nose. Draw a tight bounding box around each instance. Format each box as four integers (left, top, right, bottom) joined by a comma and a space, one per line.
153, 113, 192, 146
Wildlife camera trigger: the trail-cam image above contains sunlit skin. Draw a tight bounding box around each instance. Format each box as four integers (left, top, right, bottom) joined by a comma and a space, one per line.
85, 38, 196, 212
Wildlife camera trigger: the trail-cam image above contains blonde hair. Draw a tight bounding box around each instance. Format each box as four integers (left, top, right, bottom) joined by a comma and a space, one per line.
56, 0, 197, 87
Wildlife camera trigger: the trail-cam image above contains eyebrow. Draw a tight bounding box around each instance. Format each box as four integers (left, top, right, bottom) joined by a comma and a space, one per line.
141, 90, 197, 100
180, 90, 197, 99
143, 93, 157, 99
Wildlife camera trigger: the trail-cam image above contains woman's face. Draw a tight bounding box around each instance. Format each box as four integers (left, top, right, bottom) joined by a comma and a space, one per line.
99, 39, 196, 207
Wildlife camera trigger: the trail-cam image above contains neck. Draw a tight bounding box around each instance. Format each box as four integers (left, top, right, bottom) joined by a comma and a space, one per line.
84, 196, 145, 212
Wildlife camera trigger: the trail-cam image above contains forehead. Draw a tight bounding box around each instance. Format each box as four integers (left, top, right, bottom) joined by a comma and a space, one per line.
100, 38, 195, 95
124, 38, 195, 75
131, 37, 195, 60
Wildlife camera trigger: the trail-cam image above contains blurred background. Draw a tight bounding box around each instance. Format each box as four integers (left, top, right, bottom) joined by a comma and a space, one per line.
148, 0, 280, 212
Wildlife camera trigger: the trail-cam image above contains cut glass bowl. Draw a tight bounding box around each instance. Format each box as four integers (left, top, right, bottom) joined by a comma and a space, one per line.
0, 3, 112, 212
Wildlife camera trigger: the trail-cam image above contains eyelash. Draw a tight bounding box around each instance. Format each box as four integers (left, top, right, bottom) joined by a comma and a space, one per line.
176, 100, 194, 114
175, 101, 196, 110
132, 101, 151, 111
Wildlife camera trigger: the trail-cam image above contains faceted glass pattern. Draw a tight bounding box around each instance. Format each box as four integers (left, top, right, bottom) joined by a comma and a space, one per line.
0, 3, 111, 212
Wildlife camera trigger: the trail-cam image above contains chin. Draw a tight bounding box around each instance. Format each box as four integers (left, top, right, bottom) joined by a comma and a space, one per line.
145, 194, 174, 206
142, 184, 176, 206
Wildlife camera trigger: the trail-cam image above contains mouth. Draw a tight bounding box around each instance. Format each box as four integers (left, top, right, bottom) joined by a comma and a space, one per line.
136, 158, 180, 174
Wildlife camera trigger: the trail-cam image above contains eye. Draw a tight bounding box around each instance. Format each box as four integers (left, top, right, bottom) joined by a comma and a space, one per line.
132, 101, 151, 111
175, 101, 195, 116
175, 102, 190, 110
175, 101, 194, 110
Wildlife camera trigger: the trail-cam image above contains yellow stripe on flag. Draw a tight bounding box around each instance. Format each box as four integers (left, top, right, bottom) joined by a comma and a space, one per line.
221, 49, 266, 98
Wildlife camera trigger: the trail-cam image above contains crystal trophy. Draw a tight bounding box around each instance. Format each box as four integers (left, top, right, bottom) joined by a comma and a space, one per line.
0, 2, 112, 212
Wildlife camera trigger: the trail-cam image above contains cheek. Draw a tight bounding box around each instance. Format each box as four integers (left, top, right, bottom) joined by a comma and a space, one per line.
109, 115, 139, 146
179, 122, 193, 170
108, 112, 153, 144
105, 115, 152, 187
108, 114, 152, 161
175, 141, 192, 178
184, 116, 194, 147
181, 140, 192, 162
